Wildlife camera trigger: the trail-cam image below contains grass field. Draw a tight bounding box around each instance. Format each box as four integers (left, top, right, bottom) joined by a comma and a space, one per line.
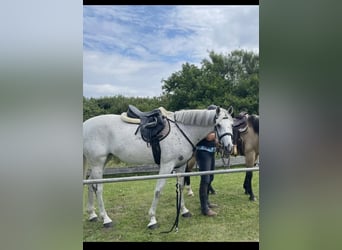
83, 165, 259, 242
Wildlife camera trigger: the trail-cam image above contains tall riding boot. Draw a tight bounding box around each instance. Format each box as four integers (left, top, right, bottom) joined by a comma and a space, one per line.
207, 183, 218, 208
208, 184, 217, 195
199, 182, 217, 216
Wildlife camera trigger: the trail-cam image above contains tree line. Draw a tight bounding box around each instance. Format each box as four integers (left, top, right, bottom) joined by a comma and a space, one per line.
83, 49, 258, 121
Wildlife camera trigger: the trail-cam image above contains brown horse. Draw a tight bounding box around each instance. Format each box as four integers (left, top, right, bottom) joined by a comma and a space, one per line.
184, 154, 196, 196
232, 112, 259, 201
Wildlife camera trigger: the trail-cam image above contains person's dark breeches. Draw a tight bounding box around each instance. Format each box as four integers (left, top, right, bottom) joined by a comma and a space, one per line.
196, 150, 215, 213
196, 150, 214, 184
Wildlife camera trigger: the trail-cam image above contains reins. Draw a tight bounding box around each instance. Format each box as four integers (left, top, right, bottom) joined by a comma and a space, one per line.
167, 118, 196, 152
160, 172, 182, 233
217, 145, 231, 167
160, 117, 197, 233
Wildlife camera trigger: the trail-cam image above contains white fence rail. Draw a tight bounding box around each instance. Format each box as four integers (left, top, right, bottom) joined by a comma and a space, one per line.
83, 167, 259, 185
83, 156, 259, 185
101, 155, 247, 175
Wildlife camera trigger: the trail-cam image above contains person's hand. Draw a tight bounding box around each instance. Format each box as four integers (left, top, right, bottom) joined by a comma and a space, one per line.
215, 139, 221, 148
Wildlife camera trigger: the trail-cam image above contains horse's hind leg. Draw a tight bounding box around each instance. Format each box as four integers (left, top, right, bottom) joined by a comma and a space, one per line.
243, 173, 249, 195
86, 183, 98, 222
84, 156, 99, 222
179, 176, 191, 217
90, 165, 113, 227
184, 176, 194, 196
244, 152, 257, 201
85, 153, 112, 227
184, 155, 196, 196
244, 171, 256, 201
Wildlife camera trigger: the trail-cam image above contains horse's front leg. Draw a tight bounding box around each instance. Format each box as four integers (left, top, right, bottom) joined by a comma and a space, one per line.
148, 177, 167, 229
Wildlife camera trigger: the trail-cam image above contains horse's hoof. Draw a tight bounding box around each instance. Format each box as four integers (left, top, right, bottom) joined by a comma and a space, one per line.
103, 222, 113, 228
182, 212, 192, 218
89, 217, 98, 222
249, 197, 257, 201
148, 223, 158, 230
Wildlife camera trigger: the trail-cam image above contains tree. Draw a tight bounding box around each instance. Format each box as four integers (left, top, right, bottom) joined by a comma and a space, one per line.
84, 49, 259, 120
162, 62, 203, 110
161, 49, 259, 114
83, 97, 104, 121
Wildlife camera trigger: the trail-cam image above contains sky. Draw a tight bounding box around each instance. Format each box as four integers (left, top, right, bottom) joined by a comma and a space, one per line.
83, 5, 259, 98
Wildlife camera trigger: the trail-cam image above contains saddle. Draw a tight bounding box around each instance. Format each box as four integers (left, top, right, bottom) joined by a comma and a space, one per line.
127, 105, 166, 165
232, 112, 259, 156
232, 112, 248, 156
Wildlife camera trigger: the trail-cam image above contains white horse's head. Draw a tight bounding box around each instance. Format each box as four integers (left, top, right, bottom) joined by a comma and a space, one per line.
213, 106, 234, 156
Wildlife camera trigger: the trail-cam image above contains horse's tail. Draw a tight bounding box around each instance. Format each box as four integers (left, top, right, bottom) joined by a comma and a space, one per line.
83, 154, 89, 180
248, 115, 259, 135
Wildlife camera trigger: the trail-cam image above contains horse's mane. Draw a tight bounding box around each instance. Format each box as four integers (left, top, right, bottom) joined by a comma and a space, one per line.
174, 109, 216, 126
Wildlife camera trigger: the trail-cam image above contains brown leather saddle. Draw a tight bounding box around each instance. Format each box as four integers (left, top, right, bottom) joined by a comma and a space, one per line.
232, 112, 259, 156
233, 112, 248, 156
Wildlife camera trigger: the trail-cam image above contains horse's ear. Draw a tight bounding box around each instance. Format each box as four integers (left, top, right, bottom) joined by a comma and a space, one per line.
216, 106, 220, 114
227, 106, 234, 115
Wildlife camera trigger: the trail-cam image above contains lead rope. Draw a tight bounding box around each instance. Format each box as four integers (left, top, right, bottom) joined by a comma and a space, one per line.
215, 143, 230, 168
220, 151, 231, 168
160, 172, 182, 233
215, 127, 232, 168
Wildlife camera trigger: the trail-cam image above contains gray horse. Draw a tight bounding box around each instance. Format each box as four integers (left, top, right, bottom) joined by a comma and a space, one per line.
83, 106, 234, 229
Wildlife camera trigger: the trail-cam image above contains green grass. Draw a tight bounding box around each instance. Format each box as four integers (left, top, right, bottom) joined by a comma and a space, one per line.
83, 166, 259, 242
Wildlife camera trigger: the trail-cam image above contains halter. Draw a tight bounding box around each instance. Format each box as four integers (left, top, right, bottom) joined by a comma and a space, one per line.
215, 116, 233, 167
215, 116, 233, 145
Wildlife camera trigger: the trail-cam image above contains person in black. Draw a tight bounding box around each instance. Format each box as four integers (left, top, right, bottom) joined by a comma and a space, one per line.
184, 153, 216, 197
196, 104, 219, 216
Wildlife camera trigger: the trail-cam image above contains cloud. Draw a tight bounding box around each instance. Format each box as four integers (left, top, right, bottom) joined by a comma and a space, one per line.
83, 50, 185, 98
83, 5, 259, 98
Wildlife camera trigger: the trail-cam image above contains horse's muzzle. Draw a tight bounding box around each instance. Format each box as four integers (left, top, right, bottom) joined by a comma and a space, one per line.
221, 145, 232, 158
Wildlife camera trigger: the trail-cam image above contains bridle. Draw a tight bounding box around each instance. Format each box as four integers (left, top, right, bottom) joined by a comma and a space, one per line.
215, 115, 233, 167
